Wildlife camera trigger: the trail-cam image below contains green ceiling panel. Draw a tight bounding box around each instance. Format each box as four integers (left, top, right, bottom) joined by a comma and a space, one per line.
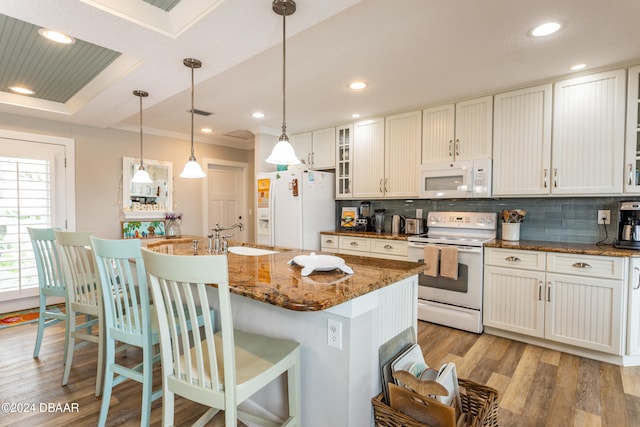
0, 14, 121, 103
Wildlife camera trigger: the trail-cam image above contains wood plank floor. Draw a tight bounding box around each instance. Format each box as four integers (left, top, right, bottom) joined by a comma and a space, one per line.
2, 317, 640, 426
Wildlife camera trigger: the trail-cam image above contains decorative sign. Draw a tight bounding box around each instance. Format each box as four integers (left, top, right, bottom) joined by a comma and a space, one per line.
121, 221, 165, 239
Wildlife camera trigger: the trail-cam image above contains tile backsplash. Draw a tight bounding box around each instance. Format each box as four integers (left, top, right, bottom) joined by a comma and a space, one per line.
336, 197, 640, 244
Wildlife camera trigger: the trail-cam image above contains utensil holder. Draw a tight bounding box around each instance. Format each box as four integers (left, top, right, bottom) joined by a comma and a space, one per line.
502, 223, 520, 241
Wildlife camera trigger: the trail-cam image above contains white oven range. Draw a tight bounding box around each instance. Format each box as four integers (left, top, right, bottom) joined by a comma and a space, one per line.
407, 212, 496, 333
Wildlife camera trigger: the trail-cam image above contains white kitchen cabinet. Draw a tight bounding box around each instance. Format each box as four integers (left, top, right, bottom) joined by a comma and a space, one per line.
624, 65, 640, 193
421, 96, 492, 164
290, 132, 312, 166
353, 118, 385, 198
290, 128, 335, 170
311, 127, 335, 169
320, 234, 339, 252
338, 235, 372, 256
492, 84, 552, 196
352, 112, 421, 199
484, 248, 625, 355
334, 235, 408, 260
627, 258, 640, 355
384, 111, 421, 198
551, 69, 625, 195
335, 124, 353, 199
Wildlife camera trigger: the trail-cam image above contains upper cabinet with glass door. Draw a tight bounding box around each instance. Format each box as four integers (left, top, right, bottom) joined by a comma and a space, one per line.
122, 157, 173, 219
626, 65, 640, 193
335, 124, 353, 199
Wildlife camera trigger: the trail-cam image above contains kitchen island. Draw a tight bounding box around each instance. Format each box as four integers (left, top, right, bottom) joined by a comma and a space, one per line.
146, 238, 424, 426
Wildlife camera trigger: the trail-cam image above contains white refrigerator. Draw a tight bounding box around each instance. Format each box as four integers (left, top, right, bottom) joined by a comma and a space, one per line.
256, 170, 335, 251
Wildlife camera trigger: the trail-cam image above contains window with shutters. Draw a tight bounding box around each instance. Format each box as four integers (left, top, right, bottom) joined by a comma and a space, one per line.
0, 132, 74, 304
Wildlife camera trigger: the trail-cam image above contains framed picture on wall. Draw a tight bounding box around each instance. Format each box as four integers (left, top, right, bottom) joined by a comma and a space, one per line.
121, 220, 166, 239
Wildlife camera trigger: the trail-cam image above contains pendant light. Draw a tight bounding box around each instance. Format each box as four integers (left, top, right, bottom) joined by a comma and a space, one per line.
180, 58, 207, 178
266, 0, 301, 165
131, 90, 153, 184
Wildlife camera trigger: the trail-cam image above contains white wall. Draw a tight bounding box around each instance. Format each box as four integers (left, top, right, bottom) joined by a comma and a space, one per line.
0, 112, 253, 239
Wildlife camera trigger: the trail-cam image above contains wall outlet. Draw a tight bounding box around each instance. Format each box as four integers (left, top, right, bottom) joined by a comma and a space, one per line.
327, 318, 342, 350
597, 210, 611, 225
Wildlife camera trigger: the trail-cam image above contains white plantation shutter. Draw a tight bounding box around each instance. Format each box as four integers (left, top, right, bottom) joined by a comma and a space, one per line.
0, 134, 73, 301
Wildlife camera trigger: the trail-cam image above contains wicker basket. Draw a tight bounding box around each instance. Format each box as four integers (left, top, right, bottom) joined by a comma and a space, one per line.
372, 378, 499, 427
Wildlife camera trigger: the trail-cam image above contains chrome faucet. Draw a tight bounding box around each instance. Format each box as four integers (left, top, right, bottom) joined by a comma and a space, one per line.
208, 222, 244, 254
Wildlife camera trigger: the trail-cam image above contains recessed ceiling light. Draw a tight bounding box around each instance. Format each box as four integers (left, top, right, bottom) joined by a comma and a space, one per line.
9, 86, 35, 95
571, 63, 587, 71
352, 113, 360, 118
38, 28, 76, 45
252, 112, 265, 118
531, 22, 561, 37
201, 127, 213, 133
348, 81, 367, 90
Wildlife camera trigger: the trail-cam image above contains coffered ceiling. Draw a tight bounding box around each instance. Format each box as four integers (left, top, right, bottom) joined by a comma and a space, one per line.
0, 0, 639, 149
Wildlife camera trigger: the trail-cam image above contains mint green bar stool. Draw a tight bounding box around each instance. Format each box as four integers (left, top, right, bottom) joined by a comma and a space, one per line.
27, 227, 68, 360
91, 237, 160, 427
141, 248, 300, 427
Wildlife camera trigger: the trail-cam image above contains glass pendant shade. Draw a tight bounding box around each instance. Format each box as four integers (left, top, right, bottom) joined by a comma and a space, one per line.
180, 157, 206, 178
131, 90, 153, 184
180, 58, 206, 179
266, 0, 300, 166
131, 166, 153, 183
266, 134, 300, 165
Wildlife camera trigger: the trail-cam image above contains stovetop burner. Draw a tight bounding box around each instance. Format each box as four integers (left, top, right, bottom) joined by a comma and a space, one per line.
407, 211, 497, 246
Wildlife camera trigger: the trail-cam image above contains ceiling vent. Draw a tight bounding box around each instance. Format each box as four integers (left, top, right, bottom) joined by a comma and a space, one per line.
224, 130, 254, 140
189, 108, 212, 116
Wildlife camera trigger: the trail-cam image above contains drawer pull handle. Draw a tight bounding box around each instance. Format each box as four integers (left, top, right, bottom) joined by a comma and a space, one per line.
505, 256, 521, 262
635, 266, 640, 291
350, 241, 358, 246
326, 239, 334, 244
384, 244, 393, 249
572, 262, 591, 269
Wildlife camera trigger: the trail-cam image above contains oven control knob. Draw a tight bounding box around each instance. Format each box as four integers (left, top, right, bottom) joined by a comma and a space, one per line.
428, 215, 436, 222
486, 217, 494, 224
477, 218, 485, 224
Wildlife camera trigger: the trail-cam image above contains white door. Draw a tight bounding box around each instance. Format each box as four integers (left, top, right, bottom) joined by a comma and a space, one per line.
207, 163, 246, 242
0, 133, 74, 311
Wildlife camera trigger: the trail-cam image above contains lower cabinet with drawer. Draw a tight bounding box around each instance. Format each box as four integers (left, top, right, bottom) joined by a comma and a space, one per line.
484, 247, 625, 355
328, 235, 408, 260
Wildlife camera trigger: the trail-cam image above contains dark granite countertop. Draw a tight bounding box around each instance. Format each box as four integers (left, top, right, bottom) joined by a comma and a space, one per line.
145, 238, 425, 311
485, 239, 640, 258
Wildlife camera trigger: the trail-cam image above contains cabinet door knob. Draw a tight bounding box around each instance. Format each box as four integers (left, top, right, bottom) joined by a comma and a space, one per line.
572, 262, 591, 269
505, 256, 521, 262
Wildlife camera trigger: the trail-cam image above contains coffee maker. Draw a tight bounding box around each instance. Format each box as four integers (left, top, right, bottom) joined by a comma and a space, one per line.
614, 201, 640, 249
355, 201, 373, 231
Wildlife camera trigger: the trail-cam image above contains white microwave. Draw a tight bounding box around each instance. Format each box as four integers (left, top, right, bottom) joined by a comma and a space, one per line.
419, 159, 492, 199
